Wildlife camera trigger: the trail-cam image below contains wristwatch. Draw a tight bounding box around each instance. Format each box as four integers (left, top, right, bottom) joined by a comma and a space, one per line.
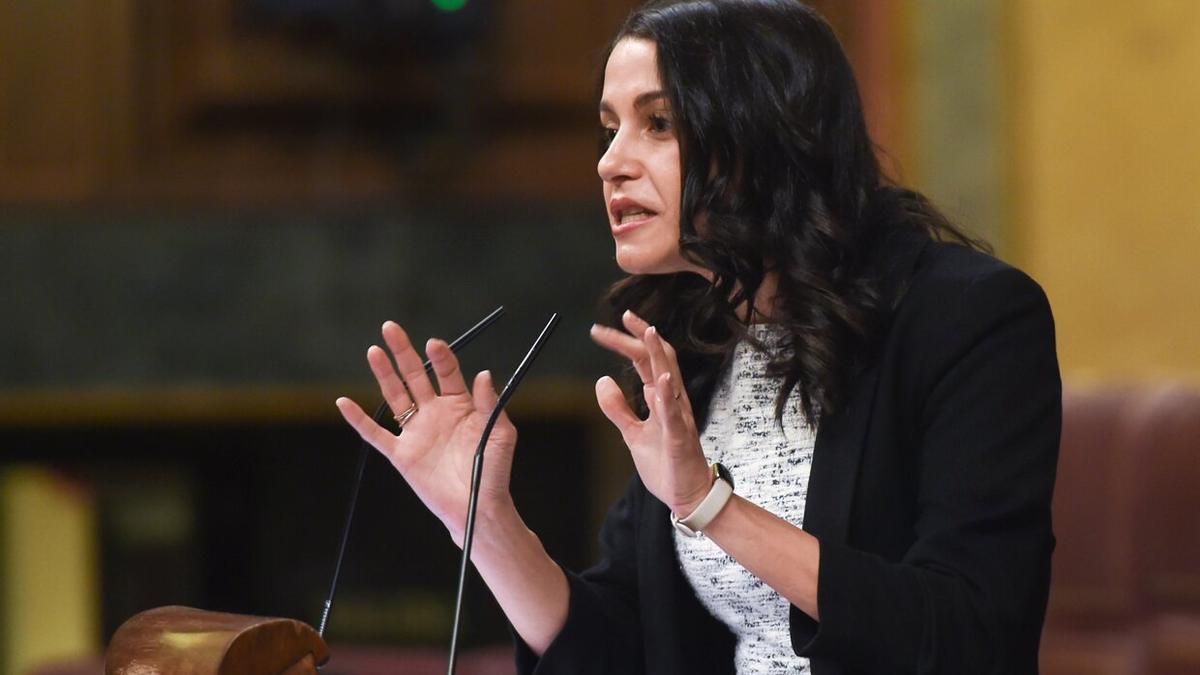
671, 462, 735, 537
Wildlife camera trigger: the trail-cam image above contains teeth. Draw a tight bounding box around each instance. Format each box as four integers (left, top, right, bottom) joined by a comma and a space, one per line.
620, 209, 651, 224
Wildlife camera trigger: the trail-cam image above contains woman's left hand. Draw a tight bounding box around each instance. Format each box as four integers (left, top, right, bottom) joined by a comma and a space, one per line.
590, 310, 714, 517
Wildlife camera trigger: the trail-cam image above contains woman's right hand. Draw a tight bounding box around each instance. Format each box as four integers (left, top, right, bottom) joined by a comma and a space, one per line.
335, 321, 518, 545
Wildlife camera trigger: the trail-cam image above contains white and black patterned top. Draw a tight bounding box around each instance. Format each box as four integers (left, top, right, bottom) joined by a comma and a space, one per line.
674, 324, 816, 674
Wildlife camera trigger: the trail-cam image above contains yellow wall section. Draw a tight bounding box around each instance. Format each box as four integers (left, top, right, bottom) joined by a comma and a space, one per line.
1, 468, 98, 675
1008, 1, 1200, 382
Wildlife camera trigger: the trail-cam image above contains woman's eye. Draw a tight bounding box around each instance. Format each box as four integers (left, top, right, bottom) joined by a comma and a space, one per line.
649, 114, 673, 134
600, 126, 618, 149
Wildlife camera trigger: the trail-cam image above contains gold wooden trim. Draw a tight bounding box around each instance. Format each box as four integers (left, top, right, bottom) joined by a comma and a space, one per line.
0, 378, 599, 427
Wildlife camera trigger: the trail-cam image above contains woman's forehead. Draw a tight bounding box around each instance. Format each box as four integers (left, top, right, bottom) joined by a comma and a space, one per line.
601, 38, 662, 103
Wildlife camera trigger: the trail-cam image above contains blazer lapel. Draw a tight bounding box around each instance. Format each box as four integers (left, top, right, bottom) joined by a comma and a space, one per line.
804, 230, 930, 544
805, 358, 882, 543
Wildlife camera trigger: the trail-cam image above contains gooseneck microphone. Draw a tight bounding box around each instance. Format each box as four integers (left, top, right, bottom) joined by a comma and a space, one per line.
446, 312, 560, 675
318, 306, 505, 638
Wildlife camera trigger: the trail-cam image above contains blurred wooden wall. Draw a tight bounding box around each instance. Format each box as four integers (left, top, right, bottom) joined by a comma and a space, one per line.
0, 0, 644, 206
0, 0, 893, 208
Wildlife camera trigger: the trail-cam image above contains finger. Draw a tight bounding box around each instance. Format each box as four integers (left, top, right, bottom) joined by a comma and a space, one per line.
643, 324, 691, 386
643, 325, 669, 382
658, 331, 679, 363
472, 370, 499, 413
381, 321, 437, 403
427, 338, 468, 396
590, 324, 653, 384
595, 375, 642, 437
335, 396, 398, 457
643, 382, 660, 423
367, 345, 414, 416
621, 310, 657, 383
654, 371, 689, 434
472, 370, 516, 434
589, 323, 645, 359
621, 309, 652, 337
643, 325, 691, 406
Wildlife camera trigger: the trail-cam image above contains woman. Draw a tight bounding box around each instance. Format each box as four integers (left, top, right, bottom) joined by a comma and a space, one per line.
335, 1, 1061, 673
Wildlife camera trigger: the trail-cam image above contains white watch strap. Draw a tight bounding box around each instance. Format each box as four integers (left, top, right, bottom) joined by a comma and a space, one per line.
671, 473, 734, 537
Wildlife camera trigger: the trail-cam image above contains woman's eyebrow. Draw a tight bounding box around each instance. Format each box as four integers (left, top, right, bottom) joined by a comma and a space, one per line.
599, 90, 669, 116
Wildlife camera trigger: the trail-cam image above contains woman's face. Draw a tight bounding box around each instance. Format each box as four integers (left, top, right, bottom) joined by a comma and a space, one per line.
598, 38, 700, 276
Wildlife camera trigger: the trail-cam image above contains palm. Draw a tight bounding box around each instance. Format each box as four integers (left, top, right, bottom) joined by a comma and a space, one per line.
388, 395, 515, 531
623, 417, 674, 493
336, 322, 517, 543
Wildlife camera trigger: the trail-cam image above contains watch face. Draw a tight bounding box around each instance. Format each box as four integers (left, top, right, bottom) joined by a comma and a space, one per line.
714, 462, 734, 491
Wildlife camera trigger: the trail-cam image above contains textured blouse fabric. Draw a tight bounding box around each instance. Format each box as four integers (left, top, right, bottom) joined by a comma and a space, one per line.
674, 324, 816, 674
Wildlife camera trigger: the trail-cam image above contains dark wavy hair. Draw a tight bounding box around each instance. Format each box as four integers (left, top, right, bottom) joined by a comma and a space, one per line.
600, 0, 983, 426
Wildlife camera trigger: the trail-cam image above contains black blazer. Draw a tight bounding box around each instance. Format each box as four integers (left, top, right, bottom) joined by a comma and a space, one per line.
517, 233, 1062, 674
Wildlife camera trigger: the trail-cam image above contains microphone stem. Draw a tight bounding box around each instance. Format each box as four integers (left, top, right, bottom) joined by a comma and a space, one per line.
319, 443, 368, 638
446, 450, 486, 675
445, 312, 558, 675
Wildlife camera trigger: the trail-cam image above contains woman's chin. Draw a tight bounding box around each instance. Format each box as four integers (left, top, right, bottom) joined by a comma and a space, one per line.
614, 250, 665, 276
614, 246, 702, 277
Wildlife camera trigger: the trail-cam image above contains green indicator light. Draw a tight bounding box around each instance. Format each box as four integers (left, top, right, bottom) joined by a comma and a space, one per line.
431, 0, 468, 11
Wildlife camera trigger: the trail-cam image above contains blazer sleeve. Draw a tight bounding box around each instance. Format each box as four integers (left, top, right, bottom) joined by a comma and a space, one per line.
792, 265, 1062, 674
514, 477, 647, 675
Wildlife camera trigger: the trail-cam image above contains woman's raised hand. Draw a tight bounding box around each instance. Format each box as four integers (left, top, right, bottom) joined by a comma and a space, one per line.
590, 310, 714, 517
336, 321, 517, 545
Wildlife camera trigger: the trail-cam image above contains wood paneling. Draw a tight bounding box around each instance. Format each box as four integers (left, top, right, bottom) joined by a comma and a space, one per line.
0, 1, 904, 208
0, 0, 136, 201
0, 0, 642, 206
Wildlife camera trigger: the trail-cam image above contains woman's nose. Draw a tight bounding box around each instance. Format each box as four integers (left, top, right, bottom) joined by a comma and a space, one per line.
597, 132, 639, 183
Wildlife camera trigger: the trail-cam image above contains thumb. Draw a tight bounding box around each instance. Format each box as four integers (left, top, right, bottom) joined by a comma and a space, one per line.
595, 376, 641, 438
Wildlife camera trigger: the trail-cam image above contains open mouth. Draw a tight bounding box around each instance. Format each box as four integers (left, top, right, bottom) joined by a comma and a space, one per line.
617, 207, 656, 224
609, 196, 659, 234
